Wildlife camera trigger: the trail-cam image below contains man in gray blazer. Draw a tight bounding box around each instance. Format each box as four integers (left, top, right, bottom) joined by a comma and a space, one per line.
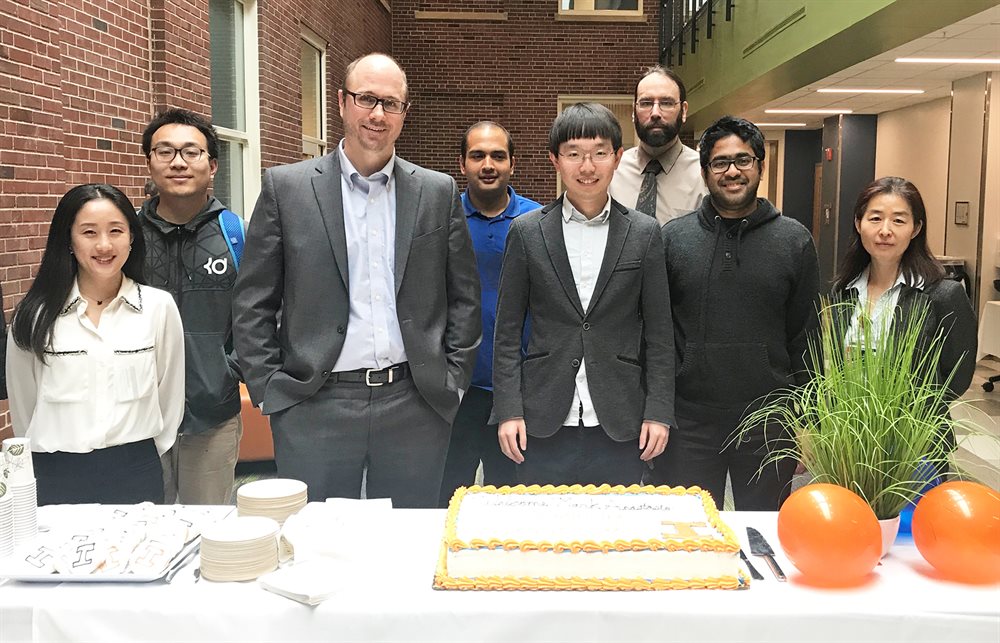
492, 104, 673, 485
232, 53, 481, 507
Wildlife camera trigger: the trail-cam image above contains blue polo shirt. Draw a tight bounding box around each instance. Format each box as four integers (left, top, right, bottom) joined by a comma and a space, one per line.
463, 185, 541, 390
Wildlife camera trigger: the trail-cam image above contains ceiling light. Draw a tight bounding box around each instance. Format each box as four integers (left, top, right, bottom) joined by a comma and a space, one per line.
755, 123, 807, 127
817, 88, 924, 94
895, 57, 1000, 64
765, 108, 853, 114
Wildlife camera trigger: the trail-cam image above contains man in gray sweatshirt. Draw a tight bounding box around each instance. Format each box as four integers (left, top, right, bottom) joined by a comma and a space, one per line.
654, 116, 820, 510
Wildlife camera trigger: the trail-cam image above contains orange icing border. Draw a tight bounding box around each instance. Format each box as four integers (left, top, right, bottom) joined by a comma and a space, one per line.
433, 484, 747, 591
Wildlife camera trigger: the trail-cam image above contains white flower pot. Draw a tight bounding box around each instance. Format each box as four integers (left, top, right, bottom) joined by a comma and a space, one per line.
878, 516, 901, 558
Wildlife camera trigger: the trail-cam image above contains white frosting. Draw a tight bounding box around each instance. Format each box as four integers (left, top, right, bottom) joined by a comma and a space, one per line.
446, 490, 741, 583
454, 492, 723, 543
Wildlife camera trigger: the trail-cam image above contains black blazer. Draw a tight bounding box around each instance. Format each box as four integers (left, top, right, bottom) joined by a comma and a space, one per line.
490, 197, 675, 441
830, 278, 977, 402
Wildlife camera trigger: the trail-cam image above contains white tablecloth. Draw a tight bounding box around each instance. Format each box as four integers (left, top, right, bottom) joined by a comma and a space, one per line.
0, 508, 998, 643
979, 300, 1000, 360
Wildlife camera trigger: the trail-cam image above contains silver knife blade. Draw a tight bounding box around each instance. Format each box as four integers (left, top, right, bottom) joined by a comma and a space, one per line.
739, 549, 764, 581
747, 527, 786, 582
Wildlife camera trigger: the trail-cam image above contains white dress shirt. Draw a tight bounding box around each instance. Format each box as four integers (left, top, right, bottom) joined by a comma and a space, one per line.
609, 140, 707, 225
560, 195, 612, 427
6, 277, 185, 455
844, 267, 923, 349
333, 141, 408, 371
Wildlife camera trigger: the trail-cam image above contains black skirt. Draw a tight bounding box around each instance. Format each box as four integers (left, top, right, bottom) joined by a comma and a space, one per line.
34, 438, 164, 505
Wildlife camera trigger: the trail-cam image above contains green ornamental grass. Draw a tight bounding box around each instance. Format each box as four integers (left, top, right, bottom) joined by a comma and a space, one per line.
732, 298, 963, 520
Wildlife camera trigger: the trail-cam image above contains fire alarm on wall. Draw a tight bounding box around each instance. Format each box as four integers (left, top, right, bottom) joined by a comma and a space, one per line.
824, 148, 833, 162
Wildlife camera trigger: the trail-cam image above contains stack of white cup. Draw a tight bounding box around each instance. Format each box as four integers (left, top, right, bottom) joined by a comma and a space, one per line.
2, 438, 38, 545
0, 469, 13, 557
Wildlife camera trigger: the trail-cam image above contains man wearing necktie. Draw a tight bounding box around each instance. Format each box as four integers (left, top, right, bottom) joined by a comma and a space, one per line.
610, 65, 707, 225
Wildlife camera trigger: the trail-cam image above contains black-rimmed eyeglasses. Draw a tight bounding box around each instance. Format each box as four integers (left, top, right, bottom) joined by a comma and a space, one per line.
707, 155, 759, 174
148, 145, 207, 163
343, 89, 409, 114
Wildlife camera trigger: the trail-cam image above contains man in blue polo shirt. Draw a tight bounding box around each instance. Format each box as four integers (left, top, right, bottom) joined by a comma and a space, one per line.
438, 121, 541, 507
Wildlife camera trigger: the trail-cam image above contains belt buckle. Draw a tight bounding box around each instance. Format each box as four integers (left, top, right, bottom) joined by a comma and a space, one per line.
365, 367, 392, 387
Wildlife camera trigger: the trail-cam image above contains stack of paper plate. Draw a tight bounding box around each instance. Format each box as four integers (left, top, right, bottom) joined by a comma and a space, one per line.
237, 479, 307, 525
200, 516, 280, 582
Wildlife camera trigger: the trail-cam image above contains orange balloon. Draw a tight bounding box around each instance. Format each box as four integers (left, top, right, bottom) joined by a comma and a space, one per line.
777, 483, 882, 585
912, 481, 1000, 584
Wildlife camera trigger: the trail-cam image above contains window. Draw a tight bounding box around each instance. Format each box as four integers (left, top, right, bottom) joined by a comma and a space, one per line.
209, 0, 261, 217
558, 0, 643, 20
554, 95, 636, 196
300, 31, 327, 160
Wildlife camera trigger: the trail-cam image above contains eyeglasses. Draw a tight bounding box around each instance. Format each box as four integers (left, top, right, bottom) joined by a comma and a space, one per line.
149, 145, 207, 163
558, 149, 616, 165
343, 89, 409, 114
707, 155, 759, 174
635, 99, 680, 111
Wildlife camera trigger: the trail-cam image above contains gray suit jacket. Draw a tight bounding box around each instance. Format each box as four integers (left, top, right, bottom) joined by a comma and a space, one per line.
490, 197, 675, 441
232, 151, 481, 423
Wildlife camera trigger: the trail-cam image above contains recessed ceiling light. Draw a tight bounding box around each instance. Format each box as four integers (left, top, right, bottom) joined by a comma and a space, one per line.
765, 108, 853, 114
755, 123, 808, 127
817, 88, 924, 94
895, 57, 1000, 64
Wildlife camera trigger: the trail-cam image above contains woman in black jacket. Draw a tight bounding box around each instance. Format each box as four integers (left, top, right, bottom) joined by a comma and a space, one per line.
831, 176, 977, 410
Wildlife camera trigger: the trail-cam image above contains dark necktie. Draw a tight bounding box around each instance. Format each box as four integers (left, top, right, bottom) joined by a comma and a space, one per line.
635, 158, 662, 217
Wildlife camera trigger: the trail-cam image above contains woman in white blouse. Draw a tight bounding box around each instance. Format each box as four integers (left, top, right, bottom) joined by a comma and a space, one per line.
830, 177, 977, 446
6, 184, 184, 505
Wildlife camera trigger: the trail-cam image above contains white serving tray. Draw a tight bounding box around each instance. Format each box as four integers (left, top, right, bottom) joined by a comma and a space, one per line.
0, 504, 233, 583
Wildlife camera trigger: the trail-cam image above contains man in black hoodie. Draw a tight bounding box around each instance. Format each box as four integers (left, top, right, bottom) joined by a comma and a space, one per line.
139, 109, 243, 505
655, 116, 820, 510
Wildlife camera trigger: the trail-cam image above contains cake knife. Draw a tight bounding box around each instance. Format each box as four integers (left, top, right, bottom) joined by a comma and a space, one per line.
739, 549, 764, 581
747, 527, 786, 582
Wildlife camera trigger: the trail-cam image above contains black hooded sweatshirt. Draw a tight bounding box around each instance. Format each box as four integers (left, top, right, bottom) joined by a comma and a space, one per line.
661, 195, 820, 421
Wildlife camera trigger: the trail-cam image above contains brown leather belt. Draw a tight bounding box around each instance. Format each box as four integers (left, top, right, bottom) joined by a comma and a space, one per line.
331, 363, 410, 386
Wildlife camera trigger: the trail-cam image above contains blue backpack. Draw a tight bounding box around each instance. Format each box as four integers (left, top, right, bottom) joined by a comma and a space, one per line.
218, 209, 245, 271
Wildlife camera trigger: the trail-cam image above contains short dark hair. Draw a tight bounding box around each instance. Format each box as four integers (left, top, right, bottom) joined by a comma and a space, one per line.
12, 184, 146, 362
141, 108, 219, 160
833, 176, 945, 291
548, 103, 622, 155
461, 121, 514, 158
698, 116, 766, 169
635, 65, 687, 104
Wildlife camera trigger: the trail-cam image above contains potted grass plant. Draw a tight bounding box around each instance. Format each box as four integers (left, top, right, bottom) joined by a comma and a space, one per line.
732, 298, 968, 551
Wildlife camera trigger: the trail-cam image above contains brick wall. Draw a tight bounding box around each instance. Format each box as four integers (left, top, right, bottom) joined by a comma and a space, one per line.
0, 0, 391, 437
258, 0, 391, 168
393, 0, 660, 203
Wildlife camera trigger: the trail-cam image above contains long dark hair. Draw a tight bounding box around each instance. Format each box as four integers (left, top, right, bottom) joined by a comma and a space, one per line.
832, 176, 944, 292
12, 184, 146, 361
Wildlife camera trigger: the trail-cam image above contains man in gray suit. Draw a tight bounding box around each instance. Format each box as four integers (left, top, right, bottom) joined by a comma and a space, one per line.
232, 53, 481, 507
492, 103, 673, 485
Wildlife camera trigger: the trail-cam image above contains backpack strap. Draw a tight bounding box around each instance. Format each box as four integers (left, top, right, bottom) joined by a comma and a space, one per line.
218, 209, 245, 271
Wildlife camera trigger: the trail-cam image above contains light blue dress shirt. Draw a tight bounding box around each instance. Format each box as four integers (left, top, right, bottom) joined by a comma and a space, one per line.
332, 141, 407, 371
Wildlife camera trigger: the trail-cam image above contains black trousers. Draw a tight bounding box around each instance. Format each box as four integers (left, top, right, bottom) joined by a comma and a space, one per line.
438, 387, 517, 507
35, 438, 164, 506
516, 424, 644, 487
269, 377, 451, 508
649, 410, 795, 510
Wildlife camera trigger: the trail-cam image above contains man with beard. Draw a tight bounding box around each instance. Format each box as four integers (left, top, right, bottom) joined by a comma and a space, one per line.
656, 116, 819, 510
438, 122, 540, 506
610, 65, 706, 225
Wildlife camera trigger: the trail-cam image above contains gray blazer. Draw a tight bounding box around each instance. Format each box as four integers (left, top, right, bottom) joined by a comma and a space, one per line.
491, 197, 675, 441
232, 152, 482, 423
